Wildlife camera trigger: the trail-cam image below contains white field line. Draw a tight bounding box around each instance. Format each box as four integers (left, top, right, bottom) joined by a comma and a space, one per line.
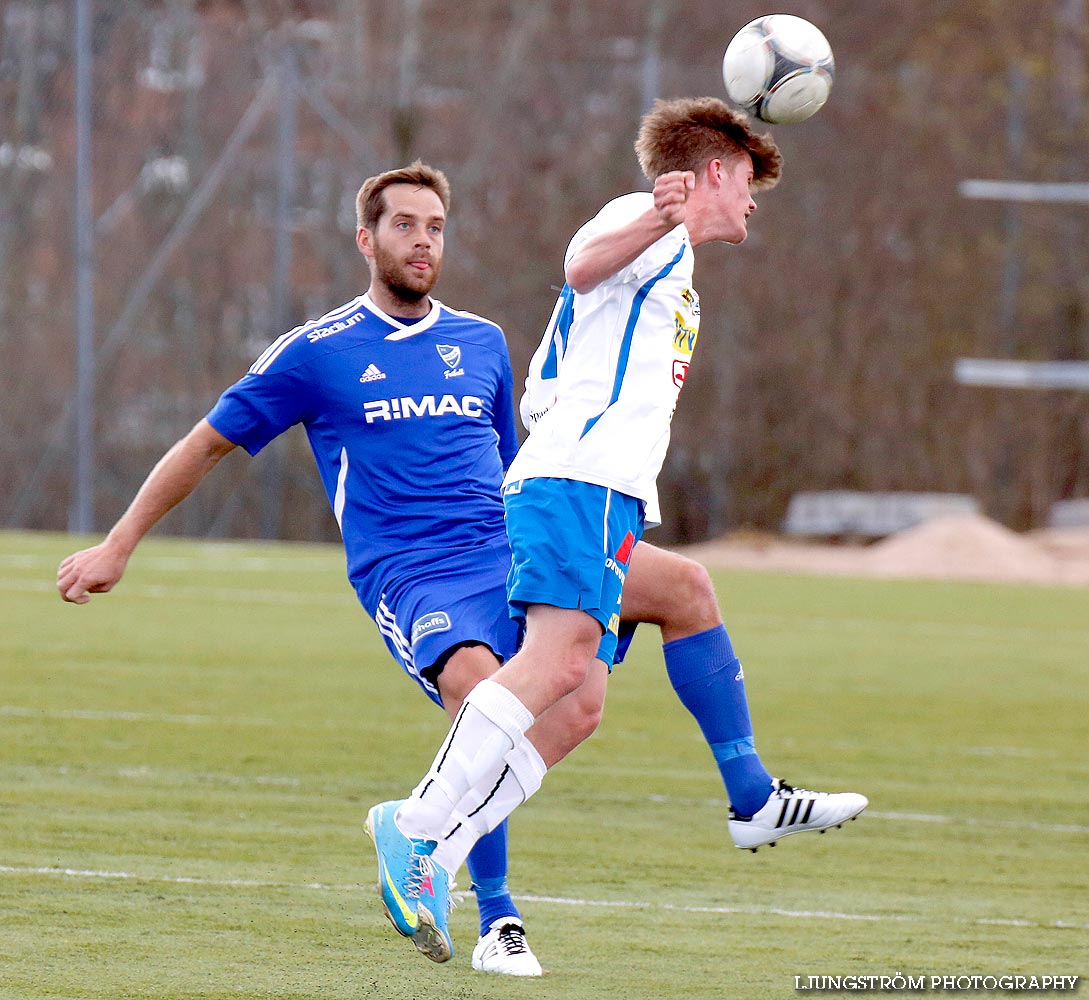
589, 802, 1089, 838
2, 577, 345, 606
0, 552, 340, 572
739, 610, 1089, 645
1, 864, 1086, 932
0, 705, 274, 726
5, 752, 1088, 837
865, 810, 1089, 836
4, 705, 1082, 776
8, 574, 1089, 645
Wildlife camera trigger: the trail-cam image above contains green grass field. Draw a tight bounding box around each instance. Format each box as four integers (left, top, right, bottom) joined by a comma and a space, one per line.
2, 529, 1086, 999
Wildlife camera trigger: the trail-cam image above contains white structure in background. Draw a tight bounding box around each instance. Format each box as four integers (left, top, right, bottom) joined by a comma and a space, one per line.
782, 492, 980, 539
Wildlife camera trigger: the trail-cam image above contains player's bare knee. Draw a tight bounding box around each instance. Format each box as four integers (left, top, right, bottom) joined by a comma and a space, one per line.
568, 691, 603, 743
436, 644, 502, 717
550, 674, 604, 744
547, 650, 595, 702
685, 558, 721, 627
663, 556, 721, 635
521, 607, 603, 702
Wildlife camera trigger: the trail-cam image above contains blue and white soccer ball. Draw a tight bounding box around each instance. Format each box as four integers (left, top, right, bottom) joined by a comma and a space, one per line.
722, 14, 834, 125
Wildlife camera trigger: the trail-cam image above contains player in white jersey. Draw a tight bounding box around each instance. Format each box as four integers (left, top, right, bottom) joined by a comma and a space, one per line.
372, 100, 868, 966
510, 190, 698, 517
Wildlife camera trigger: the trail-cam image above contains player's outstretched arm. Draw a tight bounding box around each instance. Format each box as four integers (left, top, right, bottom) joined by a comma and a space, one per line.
564, 170, 694, 294
57, 419, 237, 605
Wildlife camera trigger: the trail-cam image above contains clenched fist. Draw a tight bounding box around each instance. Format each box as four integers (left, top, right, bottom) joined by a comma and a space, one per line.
652, 170, 695, 228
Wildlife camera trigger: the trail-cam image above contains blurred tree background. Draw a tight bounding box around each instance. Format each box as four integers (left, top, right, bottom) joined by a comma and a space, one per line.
2, 0, 1087, 545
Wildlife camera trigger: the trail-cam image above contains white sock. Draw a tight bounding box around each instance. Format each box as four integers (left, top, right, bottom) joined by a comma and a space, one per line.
397, 680, 535, 844
430, 736, 548, 876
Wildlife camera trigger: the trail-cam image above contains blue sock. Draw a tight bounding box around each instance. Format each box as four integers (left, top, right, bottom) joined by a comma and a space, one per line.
466, 820, 521, 935
664, 624, 774, 817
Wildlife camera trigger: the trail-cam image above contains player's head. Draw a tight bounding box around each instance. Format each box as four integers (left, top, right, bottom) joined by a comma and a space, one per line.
355, 161, 450, 304
635, 97, 781, 191
356, 160, 451, 232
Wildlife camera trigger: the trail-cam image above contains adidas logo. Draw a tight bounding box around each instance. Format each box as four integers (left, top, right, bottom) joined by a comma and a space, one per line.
359, 364, 387, 383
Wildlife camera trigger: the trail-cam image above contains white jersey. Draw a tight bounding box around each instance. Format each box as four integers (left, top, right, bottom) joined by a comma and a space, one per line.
506, 192, 700, 526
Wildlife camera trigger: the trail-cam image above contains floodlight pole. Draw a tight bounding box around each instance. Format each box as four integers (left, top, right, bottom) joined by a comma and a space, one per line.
259, 42, 299, 539
71, 0, 95, 534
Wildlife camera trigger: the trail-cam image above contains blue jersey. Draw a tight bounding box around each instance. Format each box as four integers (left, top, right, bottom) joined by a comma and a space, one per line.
206, 293, 519, 614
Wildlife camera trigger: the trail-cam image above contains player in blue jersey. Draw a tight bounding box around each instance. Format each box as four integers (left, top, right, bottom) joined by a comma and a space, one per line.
371, 102, 868, 966
57, 162, 547, 975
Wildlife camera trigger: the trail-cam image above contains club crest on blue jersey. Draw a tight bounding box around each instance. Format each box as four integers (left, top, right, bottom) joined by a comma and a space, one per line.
437, 344, 465, 379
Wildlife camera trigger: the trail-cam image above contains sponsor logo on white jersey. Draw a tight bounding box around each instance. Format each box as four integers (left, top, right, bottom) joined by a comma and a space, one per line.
673, 359, 689, 388
437, 343, 464, 379
673, 312, 698, 356
412, 610, 452, 644
363, 394, 484, 423
359, 363, 387, 383
681, 286, 700, 316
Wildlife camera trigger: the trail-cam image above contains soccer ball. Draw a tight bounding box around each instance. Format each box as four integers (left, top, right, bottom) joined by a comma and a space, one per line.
722, 14, 834, 125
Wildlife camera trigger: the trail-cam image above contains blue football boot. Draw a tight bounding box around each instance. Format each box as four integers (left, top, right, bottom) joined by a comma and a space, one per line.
412, 857, 455, 963
365, 800, 444, 939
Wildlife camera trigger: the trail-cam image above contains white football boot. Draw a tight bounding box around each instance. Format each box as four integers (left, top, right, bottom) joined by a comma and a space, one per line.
471, 919, 543, 977
728, 778, 868, 852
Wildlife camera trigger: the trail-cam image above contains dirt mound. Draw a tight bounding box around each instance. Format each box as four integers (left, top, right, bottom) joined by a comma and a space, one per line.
862, 513, 1064, 583
1032, 526, 1089, 561
681, 513, 1089, 587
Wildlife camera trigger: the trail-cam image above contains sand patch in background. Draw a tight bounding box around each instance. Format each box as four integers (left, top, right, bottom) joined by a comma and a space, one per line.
680, 513, 1089, 587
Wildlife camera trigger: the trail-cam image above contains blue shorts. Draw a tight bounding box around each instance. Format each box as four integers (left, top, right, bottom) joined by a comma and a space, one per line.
503, 477, 645, 666
371, 539, 520, 708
